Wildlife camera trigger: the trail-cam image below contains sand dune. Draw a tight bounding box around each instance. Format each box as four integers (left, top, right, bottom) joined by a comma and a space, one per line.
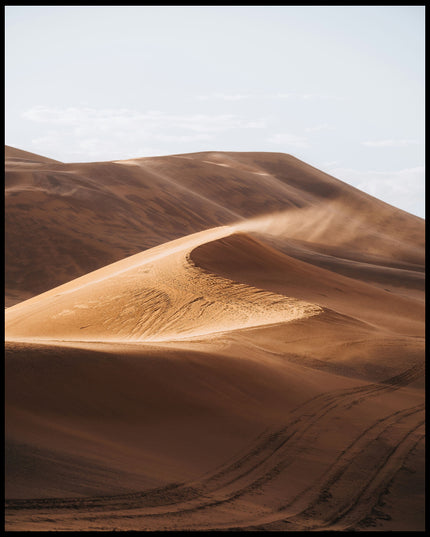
5, 146, 423, 305
5, 147, 424, 531
191, 232, 423, 335
5, 227, 322, 342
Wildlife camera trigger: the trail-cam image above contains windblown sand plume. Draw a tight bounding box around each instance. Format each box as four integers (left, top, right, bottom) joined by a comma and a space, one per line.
5, 146, 424, 531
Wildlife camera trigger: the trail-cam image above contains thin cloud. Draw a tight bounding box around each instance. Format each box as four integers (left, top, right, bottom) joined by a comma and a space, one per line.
362, 139, 420, 147
30, 132, 161, 161
275, 92, 345, 101
22, 106, 267, 133
197, 93, 252, 101
153, 133, 212, 143
327, 166, 425, 218
305, 123, 332, 133
267, 133, 309, 148
196, 92, 344, 101
299, 93, 344, 101
22, 105, 267, 161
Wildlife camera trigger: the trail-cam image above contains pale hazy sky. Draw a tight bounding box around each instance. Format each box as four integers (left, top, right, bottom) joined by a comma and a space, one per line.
5, 6, 425, 217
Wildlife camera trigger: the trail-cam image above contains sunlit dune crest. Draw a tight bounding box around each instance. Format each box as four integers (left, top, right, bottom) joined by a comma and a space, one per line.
5, 228, 322, 342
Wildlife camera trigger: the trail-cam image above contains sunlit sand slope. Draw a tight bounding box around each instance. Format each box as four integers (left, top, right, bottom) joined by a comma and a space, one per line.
5, 227, 322, 342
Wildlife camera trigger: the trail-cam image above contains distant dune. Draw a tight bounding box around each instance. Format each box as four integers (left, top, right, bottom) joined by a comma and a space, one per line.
5, 147, 424, 531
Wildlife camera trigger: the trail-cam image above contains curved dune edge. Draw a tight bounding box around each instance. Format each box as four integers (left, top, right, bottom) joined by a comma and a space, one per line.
189, 230, 424, 337
5, 226, 323, 343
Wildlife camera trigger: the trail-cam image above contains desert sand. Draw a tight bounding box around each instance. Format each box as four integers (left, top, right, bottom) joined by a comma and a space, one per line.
5, 146, 425, 531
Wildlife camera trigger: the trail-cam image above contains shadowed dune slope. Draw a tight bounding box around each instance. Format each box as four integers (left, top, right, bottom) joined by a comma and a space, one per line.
5, 147, 424, 305
6, 339, 362, 500
190, 233, 424, 336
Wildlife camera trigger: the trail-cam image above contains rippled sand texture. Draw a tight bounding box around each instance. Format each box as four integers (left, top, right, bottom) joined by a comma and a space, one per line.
5, 146, 424, 531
